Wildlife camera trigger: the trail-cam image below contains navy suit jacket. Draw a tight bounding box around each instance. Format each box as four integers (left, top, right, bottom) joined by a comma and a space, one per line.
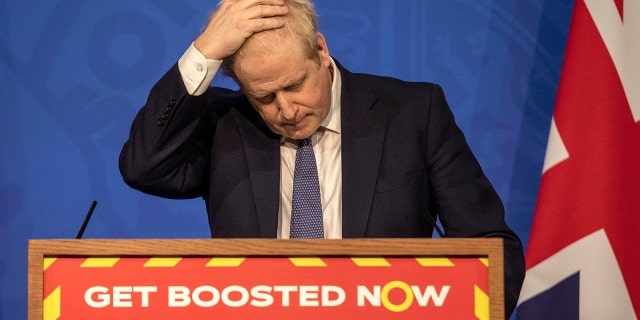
120, 60, 524, 316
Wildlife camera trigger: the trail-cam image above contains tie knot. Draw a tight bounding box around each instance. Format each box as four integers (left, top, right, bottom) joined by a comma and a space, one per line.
300, 137, 312, 148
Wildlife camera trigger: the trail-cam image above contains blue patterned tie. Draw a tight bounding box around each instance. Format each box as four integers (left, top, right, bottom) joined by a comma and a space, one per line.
290, 137, 324, 238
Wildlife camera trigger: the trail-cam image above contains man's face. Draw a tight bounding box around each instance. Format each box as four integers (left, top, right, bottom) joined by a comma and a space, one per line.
233, 33, 333, 140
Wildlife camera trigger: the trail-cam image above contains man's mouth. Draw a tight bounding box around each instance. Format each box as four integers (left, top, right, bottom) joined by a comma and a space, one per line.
283, 116, 307, 127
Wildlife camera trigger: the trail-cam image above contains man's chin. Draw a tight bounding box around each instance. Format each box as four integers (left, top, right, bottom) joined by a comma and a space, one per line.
282, 127, 316, 140
277, 123, 320, 140
284, 132, 310, 140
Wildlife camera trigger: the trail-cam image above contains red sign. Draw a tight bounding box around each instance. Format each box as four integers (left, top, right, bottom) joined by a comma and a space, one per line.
43, 255, 489, 319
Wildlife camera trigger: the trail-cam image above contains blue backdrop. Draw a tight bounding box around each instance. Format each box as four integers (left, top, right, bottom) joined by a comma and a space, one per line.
0, 0, 574, 318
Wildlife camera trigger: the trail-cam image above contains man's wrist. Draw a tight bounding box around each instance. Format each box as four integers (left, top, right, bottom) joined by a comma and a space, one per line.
178, 42, 222, 96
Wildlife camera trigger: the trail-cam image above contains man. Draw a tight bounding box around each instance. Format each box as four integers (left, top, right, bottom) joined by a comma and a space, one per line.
119, 0, 525, 316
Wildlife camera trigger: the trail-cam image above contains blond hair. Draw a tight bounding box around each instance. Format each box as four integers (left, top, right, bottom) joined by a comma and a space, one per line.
220, 0, 319, 81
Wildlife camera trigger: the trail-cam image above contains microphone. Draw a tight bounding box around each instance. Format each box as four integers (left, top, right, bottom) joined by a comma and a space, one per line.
424, 210, 445, 238
76, 200, 97, 239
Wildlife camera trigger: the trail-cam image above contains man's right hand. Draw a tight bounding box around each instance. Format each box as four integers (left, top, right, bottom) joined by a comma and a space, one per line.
194, 0, 288, 61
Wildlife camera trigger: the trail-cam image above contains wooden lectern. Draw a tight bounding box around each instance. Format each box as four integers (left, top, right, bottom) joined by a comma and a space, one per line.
29, 238, 504, 319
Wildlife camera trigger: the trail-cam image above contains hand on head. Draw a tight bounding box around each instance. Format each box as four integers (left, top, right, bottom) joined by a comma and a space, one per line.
194, 0, 289, 60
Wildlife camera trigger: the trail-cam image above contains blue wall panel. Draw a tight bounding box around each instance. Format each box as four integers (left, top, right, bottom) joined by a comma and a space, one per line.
0, 0, 573, 318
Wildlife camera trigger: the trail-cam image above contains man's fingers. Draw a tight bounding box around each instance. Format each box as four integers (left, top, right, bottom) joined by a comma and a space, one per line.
236, 3, 287, 33
217, 1, 287, 24
195, 0, 287, 59
252, 4, 288, 18
247, 17, 285, 32
246, 0, 285, 7
220, 0, 285, 10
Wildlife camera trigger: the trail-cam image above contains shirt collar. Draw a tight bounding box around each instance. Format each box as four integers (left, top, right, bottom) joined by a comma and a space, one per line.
321, 57, 342, 135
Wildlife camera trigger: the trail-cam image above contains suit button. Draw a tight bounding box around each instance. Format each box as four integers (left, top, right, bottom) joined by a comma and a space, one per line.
161, 113, 169, 120
168, 98, 176, 106
157, 120, 165, 126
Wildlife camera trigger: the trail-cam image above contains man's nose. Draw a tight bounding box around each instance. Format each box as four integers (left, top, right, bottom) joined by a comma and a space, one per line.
276, 94, 298, 122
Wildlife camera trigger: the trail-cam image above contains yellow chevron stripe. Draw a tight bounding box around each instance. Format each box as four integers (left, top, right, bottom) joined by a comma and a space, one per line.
80, 257, 120, 267
474, 285, 489, 320
351, 257, 391, 266
43, 285, 61, 320
479, 257, 489, 267
289, 257, 326, 267
144, 257, 182, 267
415, 257, 454, 266
206, 257, 246, 267
44, 257, 57, 271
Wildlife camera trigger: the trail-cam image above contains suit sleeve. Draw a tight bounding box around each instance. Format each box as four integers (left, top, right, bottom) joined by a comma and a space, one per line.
424, 85, 525, 317
119, 63, 214, 199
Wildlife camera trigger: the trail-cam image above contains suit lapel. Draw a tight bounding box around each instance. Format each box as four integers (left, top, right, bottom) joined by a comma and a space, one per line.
339, 66, 388, 238
235, 107, 281, 238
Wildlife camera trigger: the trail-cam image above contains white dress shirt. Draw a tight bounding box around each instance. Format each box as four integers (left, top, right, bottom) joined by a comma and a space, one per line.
178, 43, 343, 239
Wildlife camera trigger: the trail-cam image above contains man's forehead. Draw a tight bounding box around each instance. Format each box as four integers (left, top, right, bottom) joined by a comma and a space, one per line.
241, 64, 309, 97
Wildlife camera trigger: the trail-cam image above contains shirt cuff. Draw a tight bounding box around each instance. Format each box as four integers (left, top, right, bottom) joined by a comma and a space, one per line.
178, 42, 222, 96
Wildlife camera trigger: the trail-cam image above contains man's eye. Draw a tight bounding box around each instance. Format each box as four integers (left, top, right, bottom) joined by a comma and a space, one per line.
256, 94, 275, 103
286, 81, 303, 91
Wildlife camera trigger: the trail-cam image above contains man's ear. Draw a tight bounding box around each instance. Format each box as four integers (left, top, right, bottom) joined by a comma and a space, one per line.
316, 32, 331, 67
